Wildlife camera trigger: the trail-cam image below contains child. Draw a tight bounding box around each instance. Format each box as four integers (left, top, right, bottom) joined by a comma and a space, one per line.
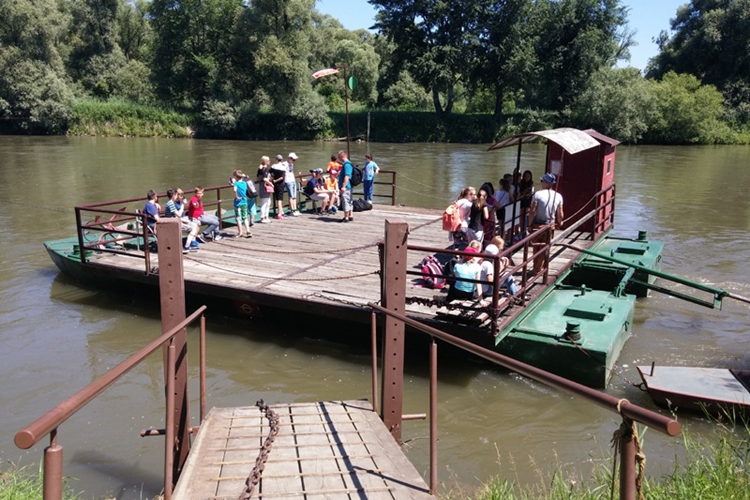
324, 172, 340, 212
446, 247, 482, 302
232, 170, 252, 238
187, 186, 221, 241
475, 244, 519, 305
165, 188, 200, 253
363, 153, 379, 202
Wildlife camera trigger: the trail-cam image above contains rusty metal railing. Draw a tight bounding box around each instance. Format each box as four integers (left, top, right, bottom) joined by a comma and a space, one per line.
367, 302, 679, 499
14, 306, 208, 500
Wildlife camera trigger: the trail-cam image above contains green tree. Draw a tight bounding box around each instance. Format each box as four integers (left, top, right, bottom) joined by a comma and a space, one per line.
116, 0, 151, 62
569, 67, 655, 143
527, 0, 629, 111
0, 0, 73, 132
646, 71, 732, 144
370, 0, 482, 117
472, 0, 539, 119
647, 0, 750, 122
149, 0, 243, 104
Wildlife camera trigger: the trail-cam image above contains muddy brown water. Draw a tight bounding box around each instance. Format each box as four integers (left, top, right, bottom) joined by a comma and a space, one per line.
1, 137, 749, 498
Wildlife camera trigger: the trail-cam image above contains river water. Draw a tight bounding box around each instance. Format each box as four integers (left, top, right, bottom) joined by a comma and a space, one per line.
1, 137, 749, 498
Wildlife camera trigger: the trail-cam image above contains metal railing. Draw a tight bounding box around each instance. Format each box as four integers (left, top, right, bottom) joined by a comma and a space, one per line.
14, 306, 208, 500
367, 302, 680, 499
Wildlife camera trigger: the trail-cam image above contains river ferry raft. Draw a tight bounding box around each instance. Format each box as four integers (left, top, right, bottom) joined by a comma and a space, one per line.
45, 128, 734, 388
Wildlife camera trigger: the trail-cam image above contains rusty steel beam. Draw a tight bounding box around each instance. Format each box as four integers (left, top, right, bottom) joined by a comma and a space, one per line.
381, 219, 409, 443
43, 432, 63, 500
156, 218, 191, 484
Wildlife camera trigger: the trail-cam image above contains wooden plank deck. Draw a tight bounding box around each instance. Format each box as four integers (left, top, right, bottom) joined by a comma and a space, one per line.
84, 205, 597, 341
173, 400, 435, 500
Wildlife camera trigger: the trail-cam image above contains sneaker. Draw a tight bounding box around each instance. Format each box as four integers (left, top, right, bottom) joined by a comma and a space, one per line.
276, 215, 284, 220
249, 222, 255, 227
340, 218, 349, 223
348, 217, 354, 222
244, 233, 253, 238
331, 206, 338, 213
291, 210, 300, 217
260, 219, 271, 223
214, 234, 223, 241
196, 234, 208, 244
182, 247, 190, 254
190, 241, 200, 248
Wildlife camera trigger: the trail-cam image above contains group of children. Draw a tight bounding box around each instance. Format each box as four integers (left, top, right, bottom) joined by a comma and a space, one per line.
143, 186, 222, 254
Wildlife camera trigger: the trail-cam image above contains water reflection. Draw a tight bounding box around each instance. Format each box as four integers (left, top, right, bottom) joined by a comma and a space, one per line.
1, 137, 749, 498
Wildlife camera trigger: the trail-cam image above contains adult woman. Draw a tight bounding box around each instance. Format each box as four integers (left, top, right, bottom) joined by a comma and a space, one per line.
451, 187, 475, 246
518, 169, 534, 232
256, 156, 273, 223
467, 188, 490, 243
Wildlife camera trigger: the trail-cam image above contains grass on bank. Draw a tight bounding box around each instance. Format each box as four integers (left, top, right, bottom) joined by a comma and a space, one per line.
3, 420, 748, 500
69, 99, 195, 138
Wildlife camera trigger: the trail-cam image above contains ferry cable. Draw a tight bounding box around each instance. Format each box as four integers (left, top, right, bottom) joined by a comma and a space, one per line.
6, 199, 70, 214
215, 239, 378, 255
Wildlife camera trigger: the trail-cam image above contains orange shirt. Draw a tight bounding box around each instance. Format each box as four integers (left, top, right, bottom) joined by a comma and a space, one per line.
325, 176, 339, 191
327, 161, 341, 178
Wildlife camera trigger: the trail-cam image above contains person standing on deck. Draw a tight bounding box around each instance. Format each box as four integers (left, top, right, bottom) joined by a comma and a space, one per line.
270, 154, 287, 220
337, 150, 354, 223
257, 156, 273, 223
232, 170, 252, 238
527, 173, 563, 275
363, 153, 379, 202
187, 186, 221, 241
284, 153, 301, 216
327, 154, 340, 179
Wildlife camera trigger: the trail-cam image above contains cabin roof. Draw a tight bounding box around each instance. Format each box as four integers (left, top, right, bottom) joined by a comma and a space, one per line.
487, 127, 601, 155
582, 129, 621, 147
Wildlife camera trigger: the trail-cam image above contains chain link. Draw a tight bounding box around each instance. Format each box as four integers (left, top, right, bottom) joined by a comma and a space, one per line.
238, 399, 279, 500
308, 292, 368, 308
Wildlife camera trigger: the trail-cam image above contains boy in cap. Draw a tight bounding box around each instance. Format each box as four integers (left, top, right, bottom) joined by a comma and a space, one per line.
528, 172, 564, 275
303, 168, 335, 214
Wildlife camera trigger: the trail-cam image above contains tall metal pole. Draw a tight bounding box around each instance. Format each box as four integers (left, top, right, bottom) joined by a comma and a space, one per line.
343, 66, 351, 159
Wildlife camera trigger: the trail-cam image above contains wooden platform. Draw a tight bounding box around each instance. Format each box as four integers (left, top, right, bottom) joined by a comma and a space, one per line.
81, 205, 596, 340
173, 400, 435, 499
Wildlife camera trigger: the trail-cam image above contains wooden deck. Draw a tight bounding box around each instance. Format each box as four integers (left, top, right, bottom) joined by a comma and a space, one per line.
173, 400, 435, 500
82, 205, 596, 342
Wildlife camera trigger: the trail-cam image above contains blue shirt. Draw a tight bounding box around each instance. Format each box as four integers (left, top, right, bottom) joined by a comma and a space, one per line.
234, 180, 248, 207
338, 160, 353, 190
364, 160, 378, 181
453, 261, 481, 293
143, 201, 159, 227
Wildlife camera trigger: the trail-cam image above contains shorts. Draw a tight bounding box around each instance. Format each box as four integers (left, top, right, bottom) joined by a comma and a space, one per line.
273, 182, 285, 198
310, 193, 328, 201
235, 204, 248, 222
285, 181, 297, 198
341, 189, 352, 212
180, 217, 198, 233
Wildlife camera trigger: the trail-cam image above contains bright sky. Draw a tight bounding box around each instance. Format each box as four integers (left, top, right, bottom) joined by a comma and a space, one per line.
315, 0, 688, 72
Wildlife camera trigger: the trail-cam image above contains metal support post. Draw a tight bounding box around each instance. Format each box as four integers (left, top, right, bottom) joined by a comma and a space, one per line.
43, 431, 63, 500
429, 338, 438, 495
380, 219, 409, 443
156, 218, 191, 484
619, 421, 636, 500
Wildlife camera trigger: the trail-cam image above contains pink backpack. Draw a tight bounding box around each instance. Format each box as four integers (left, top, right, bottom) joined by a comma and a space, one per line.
421, 256, 446, 289
442, 202, 461, 232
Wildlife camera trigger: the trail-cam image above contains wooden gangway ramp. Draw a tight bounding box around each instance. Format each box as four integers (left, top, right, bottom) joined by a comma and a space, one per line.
174, 400, 435, 500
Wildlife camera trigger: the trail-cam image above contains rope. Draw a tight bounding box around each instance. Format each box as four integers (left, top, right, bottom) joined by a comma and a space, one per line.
184, 254, 380, 282
609, 399, 646, 500
6, 199, 70, 214
562, 189, 608, 225
215, 239, 378, 255
395, 184, 453, 201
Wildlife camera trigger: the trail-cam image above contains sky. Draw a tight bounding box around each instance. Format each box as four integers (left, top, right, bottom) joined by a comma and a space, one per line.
316, 0, 687, 72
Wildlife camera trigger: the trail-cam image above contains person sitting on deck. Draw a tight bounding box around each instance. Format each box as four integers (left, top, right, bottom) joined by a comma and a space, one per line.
165, 188, 200, 253
476, 244, 519, 306
445, 247, 482, 303
324, 172, 340, 211
187, 186, 221, 241
142, 189, 160, 230
304, 168, 335, 214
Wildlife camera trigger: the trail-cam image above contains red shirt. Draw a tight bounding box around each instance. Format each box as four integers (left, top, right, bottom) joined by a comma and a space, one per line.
187, 195, 204, 219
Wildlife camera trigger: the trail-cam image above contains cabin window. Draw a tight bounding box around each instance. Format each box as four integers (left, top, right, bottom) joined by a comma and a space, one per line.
606, 159, 612, 175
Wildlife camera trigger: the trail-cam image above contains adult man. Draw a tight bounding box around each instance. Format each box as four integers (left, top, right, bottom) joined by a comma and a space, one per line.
527, 172, 563, 275
283, 152, 300, 216
337, 150, 354, 222
304, 168, 336, 214
363, 153, 379, 202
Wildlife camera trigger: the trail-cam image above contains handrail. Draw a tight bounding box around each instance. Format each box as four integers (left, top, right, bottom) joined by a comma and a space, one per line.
15, 305, 208, 450
368, 301, 679, 436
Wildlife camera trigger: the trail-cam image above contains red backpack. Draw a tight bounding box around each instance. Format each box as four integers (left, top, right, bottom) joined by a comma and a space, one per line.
442, 202, 461, 232
421, 255, 446, 289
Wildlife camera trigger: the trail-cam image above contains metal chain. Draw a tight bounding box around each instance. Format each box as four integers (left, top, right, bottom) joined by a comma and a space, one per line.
405, 296, 499, 317
569, 341, 645, 389
238, 400, 280, 500
308, 292, 368, 308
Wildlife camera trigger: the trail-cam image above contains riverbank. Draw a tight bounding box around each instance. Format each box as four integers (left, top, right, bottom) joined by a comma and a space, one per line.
6, 98, 750, 145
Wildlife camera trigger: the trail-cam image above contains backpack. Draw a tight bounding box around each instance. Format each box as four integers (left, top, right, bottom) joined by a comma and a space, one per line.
420, 255, 446, 289
442, 202, 462, 232
350, 164, 364, 187
246, 179, 258, 198
352, 198, 372, 212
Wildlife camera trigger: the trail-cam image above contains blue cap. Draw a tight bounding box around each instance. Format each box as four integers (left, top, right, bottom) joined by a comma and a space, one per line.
541, 173, 556, 184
